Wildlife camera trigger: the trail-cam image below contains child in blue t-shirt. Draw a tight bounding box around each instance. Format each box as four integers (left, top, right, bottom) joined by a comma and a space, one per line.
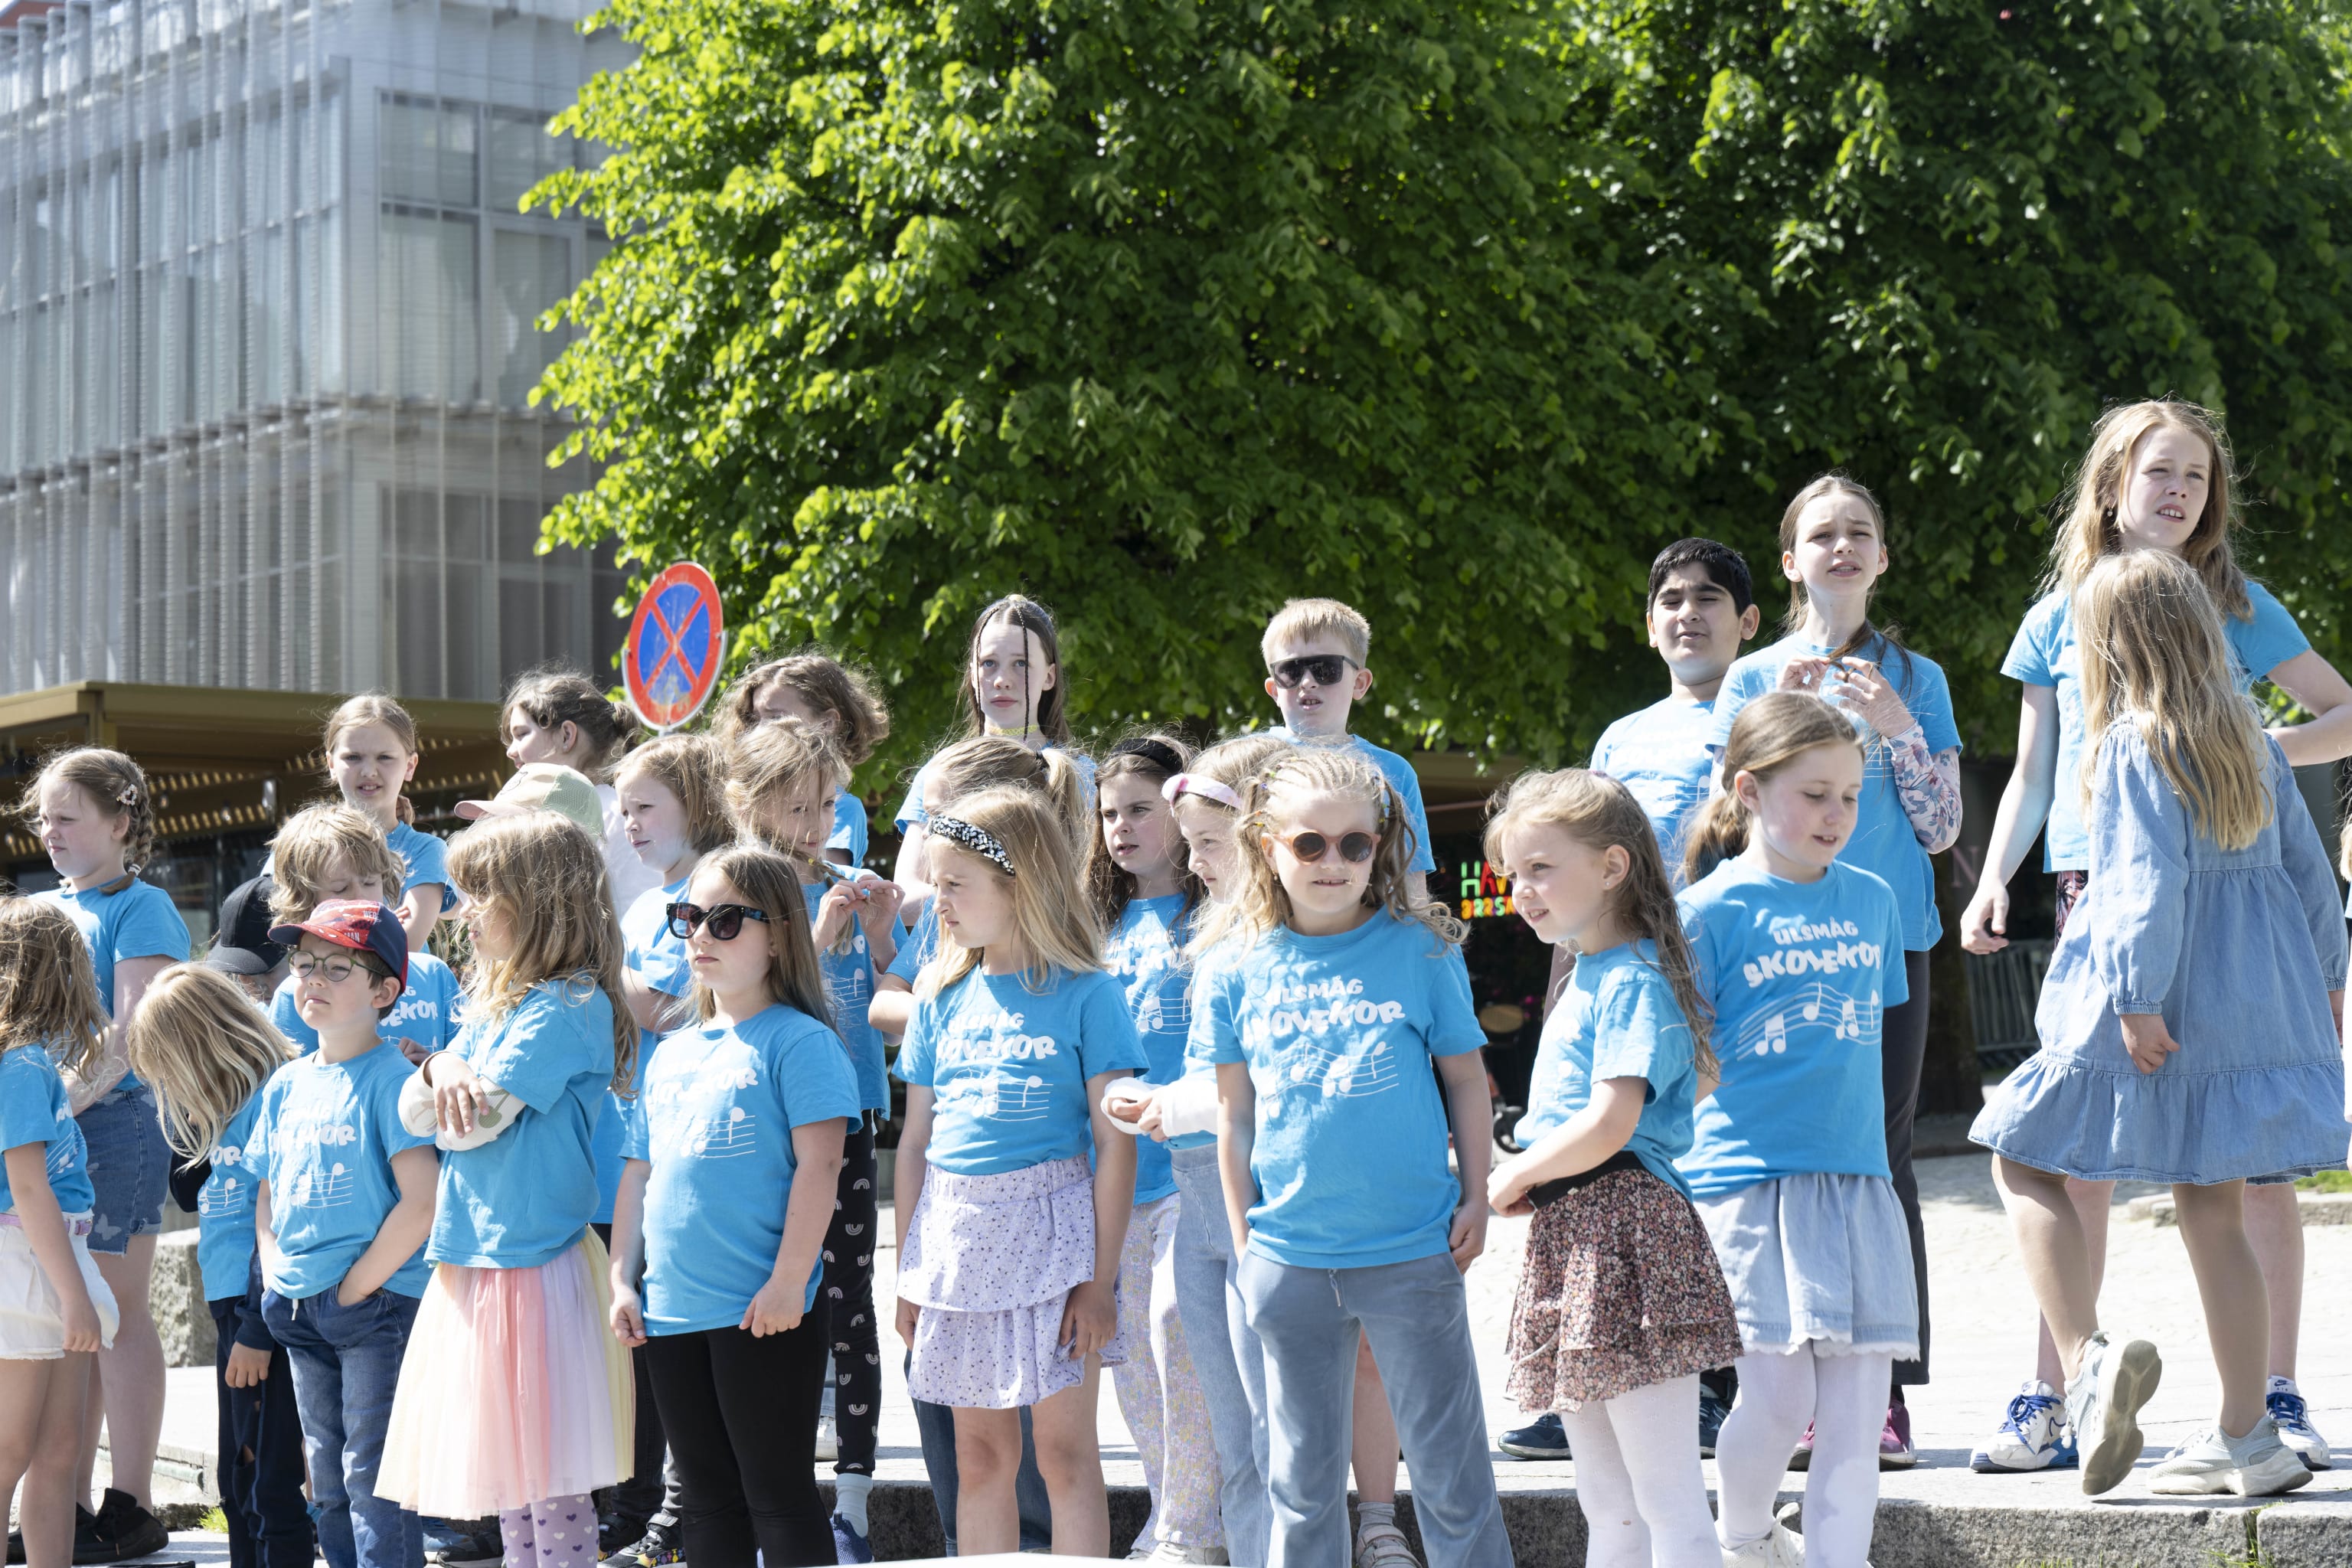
1188, 746, 1510, 1568
318, 693, 452, 959
0, 898, 122, 1568
710, 650, 895, 871
1675, 692, 1915, 1567
1707, 475, 1959, 1433
129, 963, 309, 1568
1482, 768, 1740, 1568
892, 786, 1146, 1558
377, 815, 635, 1556
1084, 736, 1221, 1560
247, 902, 439, 1568
1591, 540, 1761, 881
609, 845, 861, 1567
263, 805, 465, 1065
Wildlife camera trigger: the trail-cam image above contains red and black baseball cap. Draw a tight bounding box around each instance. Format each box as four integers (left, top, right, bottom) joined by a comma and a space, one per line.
268, 899, 410, 988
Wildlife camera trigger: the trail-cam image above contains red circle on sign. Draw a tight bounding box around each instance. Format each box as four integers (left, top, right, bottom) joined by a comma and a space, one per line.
623, 563, 727, 732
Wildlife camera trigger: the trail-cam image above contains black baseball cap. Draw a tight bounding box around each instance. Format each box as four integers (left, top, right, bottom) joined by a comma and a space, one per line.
205, 876, 286, 978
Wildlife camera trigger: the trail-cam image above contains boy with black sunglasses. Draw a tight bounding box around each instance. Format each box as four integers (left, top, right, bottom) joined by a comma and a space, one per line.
1259, 598, 1437, 895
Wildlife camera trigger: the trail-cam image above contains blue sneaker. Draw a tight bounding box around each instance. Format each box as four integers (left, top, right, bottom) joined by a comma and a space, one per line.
1699, 1387, 1733, 1459
1498, 1411, 1570, 1459
831, 1512, 874, 1565
1970, 1380, 2072, 1473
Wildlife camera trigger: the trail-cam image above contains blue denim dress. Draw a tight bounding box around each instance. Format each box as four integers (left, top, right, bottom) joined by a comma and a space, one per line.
1973, 730, 2351, 1184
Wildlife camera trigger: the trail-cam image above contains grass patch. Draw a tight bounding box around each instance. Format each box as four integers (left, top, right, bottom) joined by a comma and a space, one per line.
2292, 1169, 2352, 1192
198, 1508, 229, 1534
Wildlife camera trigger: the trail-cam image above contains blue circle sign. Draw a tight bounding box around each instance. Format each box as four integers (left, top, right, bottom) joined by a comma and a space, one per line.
623, 563, 725, 732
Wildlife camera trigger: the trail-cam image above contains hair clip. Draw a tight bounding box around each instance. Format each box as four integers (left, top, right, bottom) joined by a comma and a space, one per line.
1162, 773, 1240, 810
927, 814, 1018, 877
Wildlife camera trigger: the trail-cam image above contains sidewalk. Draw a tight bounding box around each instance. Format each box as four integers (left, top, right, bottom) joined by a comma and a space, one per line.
125, 1148, 2352, 1565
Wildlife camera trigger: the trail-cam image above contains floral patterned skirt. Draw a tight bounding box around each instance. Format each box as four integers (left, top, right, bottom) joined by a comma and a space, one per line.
1505, 1165, 1743, 1412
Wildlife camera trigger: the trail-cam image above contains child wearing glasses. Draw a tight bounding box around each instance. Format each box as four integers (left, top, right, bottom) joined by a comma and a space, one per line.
606, 845, 862, 1568
1190, 747, 1510, 1568
246, 900, 439, 1568
378, 815, 638, 1568
891, 789, 1147, 1557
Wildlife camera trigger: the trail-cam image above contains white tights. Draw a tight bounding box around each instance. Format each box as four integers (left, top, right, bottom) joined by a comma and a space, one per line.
1713, 1348, 1890, 1568
1558, 1375, 1720, 1568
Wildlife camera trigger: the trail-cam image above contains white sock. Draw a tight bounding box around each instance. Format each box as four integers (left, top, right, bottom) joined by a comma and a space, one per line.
835, 1473, 872, 1534
1356, 1501, 1395, 1537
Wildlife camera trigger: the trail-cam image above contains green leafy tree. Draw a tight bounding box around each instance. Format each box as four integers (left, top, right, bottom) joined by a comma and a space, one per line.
532, 0, 1753, 776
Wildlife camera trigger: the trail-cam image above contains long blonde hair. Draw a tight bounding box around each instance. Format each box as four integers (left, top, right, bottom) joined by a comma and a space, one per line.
1485, 769, 1717, 1080
2044, 400, 2247, 618
922, 735, 1092, 850
1169, 734, 1295, 961
0, 898, 107, 1077
916, 786, 1104, 998
267, 804, 406, 926
445, 812, 635, 1090
684, 844, 837, 1027
724, 720, 849, 854
1681, 694, 1864, 885
1200, 743, 1462, 953
617, 733, 735, 857
2074, 550, 2271, 851
15, 746, 158, 873
129, 965, 296, 1165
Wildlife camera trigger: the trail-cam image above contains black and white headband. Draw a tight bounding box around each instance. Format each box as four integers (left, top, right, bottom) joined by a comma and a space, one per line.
928, 814, 1018, 877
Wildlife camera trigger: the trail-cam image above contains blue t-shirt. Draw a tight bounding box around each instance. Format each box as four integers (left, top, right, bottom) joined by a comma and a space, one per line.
1674, 858, 1910, 1198
1512, 940, 1700, 1197
894, 967, 1145, 1175
621, 1004, 862, 1333
248, 1043, 435, 1298
38, 878, 189, 1092
831, 789, 870, 867
1267, 729, 1436, 875
891, 746, 1097, 831
802, 881, 890, 1113
386, 821, 456, 913
1591, 698, 1718, 884
1710, 633, 1962, 950
597, 879, 694, 1226
1106, 895, 1197, 1202
428, 979, 616, 1269
2002, 583, 2310, 871
887, 903, 941, 985
1188, 910, 1484, 1268
196, 1092, 270, 1302
268, 952, 464, 1058
0, 1047, 95, 1217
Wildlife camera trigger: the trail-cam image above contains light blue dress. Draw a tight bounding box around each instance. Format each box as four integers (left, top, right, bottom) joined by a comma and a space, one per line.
1971, 730, 2350, 1185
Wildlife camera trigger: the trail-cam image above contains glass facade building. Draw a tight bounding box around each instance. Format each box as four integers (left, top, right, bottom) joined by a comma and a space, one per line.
0, 0, 630, 703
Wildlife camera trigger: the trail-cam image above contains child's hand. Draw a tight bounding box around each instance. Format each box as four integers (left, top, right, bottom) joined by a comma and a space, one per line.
853, 874, 904, 940
60, 1294, 104, 1354
815, 882, 860, 950
2119, 1012, 2181, 1075
741, 1276, 806, 1338
1449, 1204, 1489, 1273
1775, 655, 1841, 697
1487, 1159, 1536, 1219
224, 1342, 273, 1388
895, 1295, 921, 1348
609, 1285, 646, 1347
425, 1052, 495, 1136
1828, 658, 1916, 738
1058, 1279, 1116, 1361
335, 1279, 377, 1308
397, 1037, 431, 1067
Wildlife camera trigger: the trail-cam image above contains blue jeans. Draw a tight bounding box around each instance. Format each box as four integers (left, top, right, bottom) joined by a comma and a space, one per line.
908, 1353, 1052, 1553
77, 1085, 168, 1254
1170, 1146, 1269, 1567
1237, 1251, 1511, 1568
261, 1285, 424, 1568
207, 1297, 313, 1568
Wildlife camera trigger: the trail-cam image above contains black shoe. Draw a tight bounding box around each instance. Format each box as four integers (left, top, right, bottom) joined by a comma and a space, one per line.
1700, 1386, 1734, 1459
1498, 1411, 1571, 1460
78, 1491, 167, 1564
596, 1516, 648, 1560
423, 1520, 504, 1566
608, 1522, 683, 1566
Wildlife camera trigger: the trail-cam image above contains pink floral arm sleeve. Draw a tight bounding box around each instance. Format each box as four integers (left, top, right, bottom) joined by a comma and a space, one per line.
1887, 725, 1964, 854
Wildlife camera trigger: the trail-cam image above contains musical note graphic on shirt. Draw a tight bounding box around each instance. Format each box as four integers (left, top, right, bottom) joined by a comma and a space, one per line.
976, 1072, 1051, 1122
198, 1173, 249, 1220
1136, 985, 1191, 1036
688, 1106, 757, 1158
1279, 1040, 1398, 1101
1735, 985, 1881, 1059
284, 1162, 354, 1210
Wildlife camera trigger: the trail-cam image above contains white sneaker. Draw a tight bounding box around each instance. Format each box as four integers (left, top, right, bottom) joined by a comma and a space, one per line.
815, 1413, 839, 1463
1354, 1525, 1420, 1568
2148, 1417, 2313, 1498
2065, 1332, 2162, 1496
2268, 1377, 2334, 1469
1971, 1379, 2071, 1472
1719, 1522, 1804, 1568
1137, 1546, 1229, 1565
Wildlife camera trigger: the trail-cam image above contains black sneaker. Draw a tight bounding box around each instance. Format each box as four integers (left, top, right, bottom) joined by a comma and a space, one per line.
1497, 1411, 1570, 1460
1700, 1385, 1733, 1459
596, 1516, 648, 1560
423, 1520, 504, 1566
78, 1491, 168, 1564
609, 1523, 683, 1566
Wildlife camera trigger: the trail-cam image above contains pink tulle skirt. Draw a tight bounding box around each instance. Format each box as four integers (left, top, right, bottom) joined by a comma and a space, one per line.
379, 1231, 633, 1517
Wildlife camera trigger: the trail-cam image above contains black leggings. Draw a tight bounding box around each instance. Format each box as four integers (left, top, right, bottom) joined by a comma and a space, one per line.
643, 1318, 831, 1568
1881, 949, 1932, 1388
590, 1222, 670, 1527
821, 1119, 881, 1476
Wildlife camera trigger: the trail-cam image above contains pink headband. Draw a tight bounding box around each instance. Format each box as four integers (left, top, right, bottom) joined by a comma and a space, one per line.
1162, 773, 1241, 811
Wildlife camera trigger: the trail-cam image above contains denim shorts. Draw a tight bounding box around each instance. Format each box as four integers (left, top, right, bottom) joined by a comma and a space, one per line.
79, 1086, 169, 1256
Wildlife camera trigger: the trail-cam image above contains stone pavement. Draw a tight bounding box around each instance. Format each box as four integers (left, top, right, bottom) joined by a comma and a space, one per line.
114, 1146, 2352, 1565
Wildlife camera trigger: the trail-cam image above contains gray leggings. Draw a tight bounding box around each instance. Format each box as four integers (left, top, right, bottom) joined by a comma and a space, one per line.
1170, 1146, 1270, 1566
